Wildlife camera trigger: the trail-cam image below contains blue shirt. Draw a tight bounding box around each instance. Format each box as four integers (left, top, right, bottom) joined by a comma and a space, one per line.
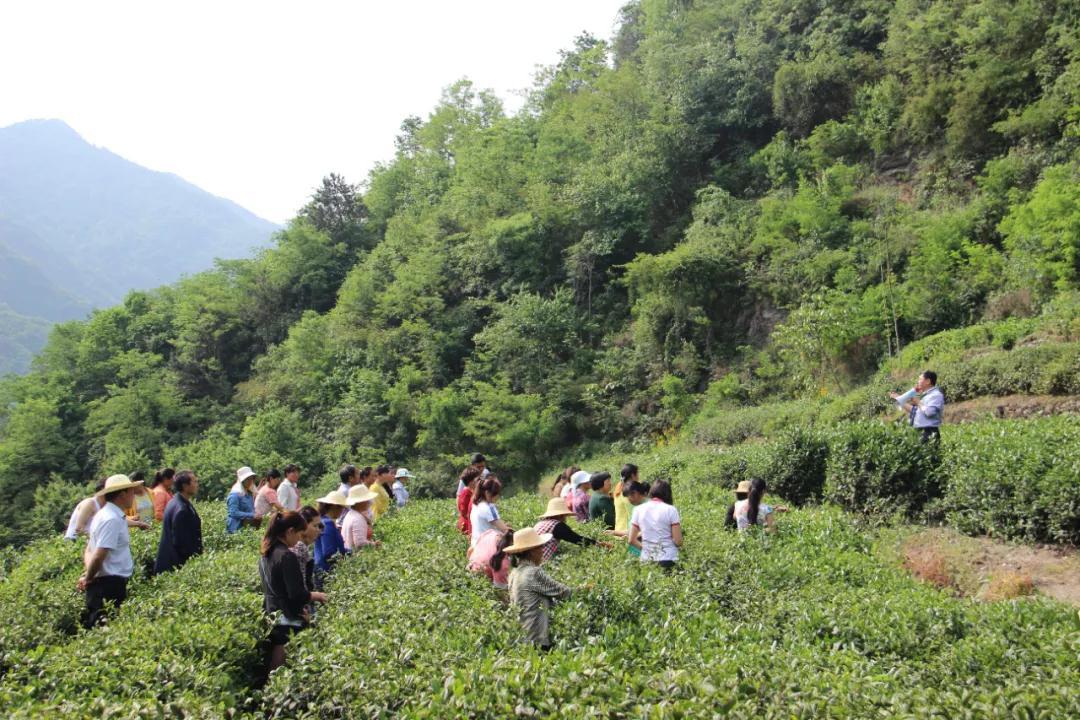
912, 387, 945, 428
225, 491, 255, 534
314, 515, 348, 572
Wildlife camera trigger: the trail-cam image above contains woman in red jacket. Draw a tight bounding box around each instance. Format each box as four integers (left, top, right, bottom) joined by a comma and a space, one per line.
456, 466, 483, 536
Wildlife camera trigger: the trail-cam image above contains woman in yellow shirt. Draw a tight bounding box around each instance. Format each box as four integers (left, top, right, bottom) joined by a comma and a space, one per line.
612, 464, 638, 535
126, 472, 156, 524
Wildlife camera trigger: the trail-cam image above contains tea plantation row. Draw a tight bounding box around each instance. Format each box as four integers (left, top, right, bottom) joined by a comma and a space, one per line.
682, 414, 1080, 545
261, 492, 1079, 718
0, 418, 1078, 717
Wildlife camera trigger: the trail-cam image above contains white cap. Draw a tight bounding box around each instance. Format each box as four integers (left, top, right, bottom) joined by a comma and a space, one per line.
571, 470, 591, 488
395, 468, 414, 479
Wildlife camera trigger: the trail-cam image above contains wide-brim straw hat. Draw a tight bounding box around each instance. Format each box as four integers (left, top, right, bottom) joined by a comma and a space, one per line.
346, 487, 377, 505
315, 490, 351, 507
736, 480, 752, 494
504, 527, 554, 555
95, 474, 144, 496
539, 497, 574, 519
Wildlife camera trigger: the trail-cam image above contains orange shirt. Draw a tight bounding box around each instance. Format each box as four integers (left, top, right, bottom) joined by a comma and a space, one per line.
152, 485, 173, 521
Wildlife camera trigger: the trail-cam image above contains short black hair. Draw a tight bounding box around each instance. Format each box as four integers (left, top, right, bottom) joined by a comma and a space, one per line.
626, 480, 650, 497
339, 464, 358, 483
471, 453, 486, 465
922, 370, 937, 385
376, 464, 391, 475
283, 464, 300, 475
129, 470, 146, 483
590, 472, 611, 491
265, 468, 282, 480
104, 489, 127, 503
620, 463, 638, 481
174, 470, 196, 492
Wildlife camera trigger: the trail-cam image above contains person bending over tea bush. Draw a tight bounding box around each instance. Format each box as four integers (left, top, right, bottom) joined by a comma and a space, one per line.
734, 478, 787, 531
534, 497, 612, 562
506, 527, 572, 650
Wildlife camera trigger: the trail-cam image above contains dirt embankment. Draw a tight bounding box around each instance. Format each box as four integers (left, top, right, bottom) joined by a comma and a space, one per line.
893, 527, 1080, 607
945, 394, 1080, 424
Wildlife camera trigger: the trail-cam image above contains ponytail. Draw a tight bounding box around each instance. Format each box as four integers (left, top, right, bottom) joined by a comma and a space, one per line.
747, 478, 767, 527
261, 511, 307, 556
490, 530, 514, 574
151, 467, 175, 489
473, 476, 503, 506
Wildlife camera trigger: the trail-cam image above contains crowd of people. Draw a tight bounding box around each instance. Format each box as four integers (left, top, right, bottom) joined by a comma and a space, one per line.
61, 370, 944, 660
64, 459, 415, 671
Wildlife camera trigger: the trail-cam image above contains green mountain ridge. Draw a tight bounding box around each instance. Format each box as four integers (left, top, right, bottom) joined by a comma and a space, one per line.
0, 119, 279, 373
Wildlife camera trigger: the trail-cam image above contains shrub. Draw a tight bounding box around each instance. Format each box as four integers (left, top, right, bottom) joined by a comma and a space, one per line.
762, 427, 830, 505
941, 415, 1080, 544
823, 422, 941, 518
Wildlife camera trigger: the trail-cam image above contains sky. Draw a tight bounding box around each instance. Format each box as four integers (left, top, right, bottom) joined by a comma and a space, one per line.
0, 0, 628, 224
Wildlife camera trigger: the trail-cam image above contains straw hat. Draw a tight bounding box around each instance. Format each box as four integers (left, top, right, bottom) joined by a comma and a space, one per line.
346, 486, 377, 505
736, 480, 751, 494
95, 474, 144, 497
538, 497, 574, 519
315, 490, 350, 507
236, 466, 257, 484
570, 470, 591, 488
503, 527, 554, 555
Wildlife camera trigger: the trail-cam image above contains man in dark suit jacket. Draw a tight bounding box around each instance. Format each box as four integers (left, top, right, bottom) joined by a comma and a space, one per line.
154, 470, 203, 574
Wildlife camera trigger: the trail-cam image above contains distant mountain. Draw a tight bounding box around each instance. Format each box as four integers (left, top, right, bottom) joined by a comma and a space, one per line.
0, 119, 279, 373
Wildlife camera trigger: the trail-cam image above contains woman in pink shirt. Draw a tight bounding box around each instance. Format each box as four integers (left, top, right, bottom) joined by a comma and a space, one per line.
255, 468, 287, 519
467, 529, 512, 589
342, 487, 379, 550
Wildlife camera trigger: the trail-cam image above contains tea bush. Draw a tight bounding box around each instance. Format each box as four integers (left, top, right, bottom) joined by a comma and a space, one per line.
942, 415, 1080, 544
823, 422, 942, 519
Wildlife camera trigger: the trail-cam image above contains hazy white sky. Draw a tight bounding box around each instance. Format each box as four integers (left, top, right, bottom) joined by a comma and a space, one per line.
0, 0, 627, 223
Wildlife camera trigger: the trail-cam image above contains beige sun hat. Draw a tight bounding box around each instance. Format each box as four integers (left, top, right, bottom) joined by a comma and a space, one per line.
236, 466, 258, 484
736, 480, 752, 494
346, 486, 377, 505
315, 490, 351, 507
95, 474, 144, 497
538, 497, 574, 519
504, 527, 554, 555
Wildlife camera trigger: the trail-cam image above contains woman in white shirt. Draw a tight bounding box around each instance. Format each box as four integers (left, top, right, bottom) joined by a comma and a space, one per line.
470, 476, 511, 546
733, 478, 786, 531
628, 480, 682, 569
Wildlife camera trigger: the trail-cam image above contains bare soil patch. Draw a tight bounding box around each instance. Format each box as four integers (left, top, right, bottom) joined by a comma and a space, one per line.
946, 394, 1080, 424
893, 526, 1080, 606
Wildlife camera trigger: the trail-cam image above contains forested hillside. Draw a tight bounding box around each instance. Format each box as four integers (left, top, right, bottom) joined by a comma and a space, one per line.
1, 0, 1079, 546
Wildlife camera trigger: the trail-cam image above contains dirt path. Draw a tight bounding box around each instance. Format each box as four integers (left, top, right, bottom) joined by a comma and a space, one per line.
887, 526, 1080, 607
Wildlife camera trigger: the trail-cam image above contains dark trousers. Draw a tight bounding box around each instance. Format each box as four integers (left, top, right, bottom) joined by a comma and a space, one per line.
81, 575, 128, 628
920, 427, 940, 444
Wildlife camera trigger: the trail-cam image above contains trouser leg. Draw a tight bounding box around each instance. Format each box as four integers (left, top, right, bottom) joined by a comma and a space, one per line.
81, 576, 128, 628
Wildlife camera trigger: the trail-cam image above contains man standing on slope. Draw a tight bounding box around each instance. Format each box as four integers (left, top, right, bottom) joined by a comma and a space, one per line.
891, 370, 944, 443
78, 474, 142, 627
154, 470, 203, 574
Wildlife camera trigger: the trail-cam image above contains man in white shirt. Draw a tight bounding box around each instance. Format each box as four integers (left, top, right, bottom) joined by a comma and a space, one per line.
891, 370, 945, 443
78, 474, 142, 627
278, 463, 301, 512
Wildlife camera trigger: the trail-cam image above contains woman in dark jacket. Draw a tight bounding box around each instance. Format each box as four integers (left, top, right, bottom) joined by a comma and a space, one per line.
260, 512, 327, 671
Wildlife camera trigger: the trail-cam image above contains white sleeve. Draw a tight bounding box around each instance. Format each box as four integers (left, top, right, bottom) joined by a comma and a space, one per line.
669, 506, 681, 525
